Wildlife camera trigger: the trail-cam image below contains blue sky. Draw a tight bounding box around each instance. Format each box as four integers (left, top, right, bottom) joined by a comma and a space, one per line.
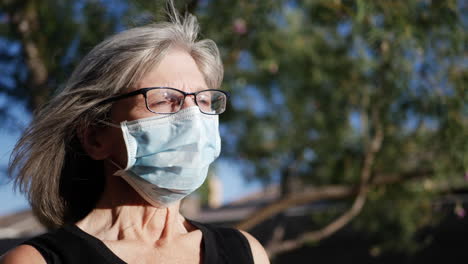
0, 95, 30, 216
0, 127, 30, 216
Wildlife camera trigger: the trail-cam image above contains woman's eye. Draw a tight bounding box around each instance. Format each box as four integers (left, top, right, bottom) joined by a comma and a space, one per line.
156, 100, 170, 105
157, 95, 179, 104
197, 95, 211, 106
198, 98, 207, 104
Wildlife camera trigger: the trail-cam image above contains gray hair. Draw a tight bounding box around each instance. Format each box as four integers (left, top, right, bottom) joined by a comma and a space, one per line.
8, 12, 223, 229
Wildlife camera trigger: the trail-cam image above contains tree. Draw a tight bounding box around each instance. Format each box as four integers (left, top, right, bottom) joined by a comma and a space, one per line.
1, 0, 467, 260
192, 0, 467, 257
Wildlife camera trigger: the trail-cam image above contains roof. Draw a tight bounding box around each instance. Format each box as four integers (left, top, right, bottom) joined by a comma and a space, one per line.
0, 210, 46, 239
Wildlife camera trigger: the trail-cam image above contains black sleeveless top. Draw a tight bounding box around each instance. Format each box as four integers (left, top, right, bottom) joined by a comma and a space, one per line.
22, 221, 254, 264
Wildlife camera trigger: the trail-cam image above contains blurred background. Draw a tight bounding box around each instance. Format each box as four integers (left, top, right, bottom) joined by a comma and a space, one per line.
0, 0, 467, 263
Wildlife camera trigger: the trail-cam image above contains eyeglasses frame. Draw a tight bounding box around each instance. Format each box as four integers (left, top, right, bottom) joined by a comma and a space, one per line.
98, 87, 230, 115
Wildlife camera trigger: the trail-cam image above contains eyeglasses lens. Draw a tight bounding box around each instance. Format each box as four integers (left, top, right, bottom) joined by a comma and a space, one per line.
146, 89, 227, 114
196, 91, 227, 115
146, 89, 184, 114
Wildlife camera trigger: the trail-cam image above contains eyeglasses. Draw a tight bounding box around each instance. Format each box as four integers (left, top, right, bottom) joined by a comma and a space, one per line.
99, 87, 230, 115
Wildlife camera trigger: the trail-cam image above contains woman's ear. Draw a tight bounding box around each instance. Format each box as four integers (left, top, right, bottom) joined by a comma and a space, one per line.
78, 126, 112, 160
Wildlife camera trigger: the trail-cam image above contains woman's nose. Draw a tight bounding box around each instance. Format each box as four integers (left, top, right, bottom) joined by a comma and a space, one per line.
181, 94, 197, 109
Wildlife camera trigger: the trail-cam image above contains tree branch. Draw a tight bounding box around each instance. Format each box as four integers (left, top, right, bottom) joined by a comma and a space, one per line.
235, 171, 430, 231
266, 121, 384, 257
235, 185, 353, 230
7, 0, 49, 110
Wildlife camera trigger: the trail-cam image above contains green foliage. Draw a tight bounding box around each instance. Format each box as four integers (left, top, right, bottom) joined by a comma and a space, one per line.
355, 182, 438, 253
192, 0, 467, 252
0, 0, 121, 109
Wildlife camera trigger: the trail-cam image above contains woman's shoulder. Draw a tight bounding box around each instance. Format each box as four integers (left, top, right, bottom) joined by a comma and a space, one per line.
0, 245, 46, 264
238, 230, 270, 264
191, 221, 270, 264
0, 227, 67, 264
1, 224, 109, 264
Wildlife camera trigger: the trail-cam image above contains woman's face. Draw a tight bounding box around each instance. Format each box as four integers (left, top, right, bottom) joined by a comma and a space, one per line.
103, 48, 209, 168
111, 48, 209, 122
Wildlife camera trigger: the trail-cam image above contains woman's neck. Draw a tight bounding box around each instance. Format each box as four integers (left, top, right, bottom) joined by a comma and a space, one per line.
76, 174, 191, 244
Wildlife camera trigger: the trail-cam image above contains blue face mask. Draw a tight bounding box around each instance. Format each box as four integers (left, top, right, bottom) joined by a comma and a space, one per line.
109, 106, 221, 207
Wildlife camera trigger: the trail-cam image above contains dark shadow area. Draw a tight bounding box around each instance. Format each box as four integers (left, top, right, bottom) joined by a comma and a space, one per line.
270, 210, 468, 264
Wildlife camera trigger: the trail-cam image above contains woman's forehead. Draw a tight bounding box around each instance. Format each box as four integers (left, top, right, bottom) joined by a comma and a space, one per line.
135, 49, 208, 93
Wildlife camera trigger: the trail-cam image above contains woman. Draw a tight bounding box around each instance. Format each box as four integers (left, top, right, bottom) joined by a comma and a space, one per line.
1, 7, 269, 264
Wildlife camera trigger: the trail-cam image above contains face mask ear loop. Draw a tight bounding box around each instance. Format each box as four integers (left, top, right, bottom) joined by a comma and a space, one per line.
96, 119, 121, 129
